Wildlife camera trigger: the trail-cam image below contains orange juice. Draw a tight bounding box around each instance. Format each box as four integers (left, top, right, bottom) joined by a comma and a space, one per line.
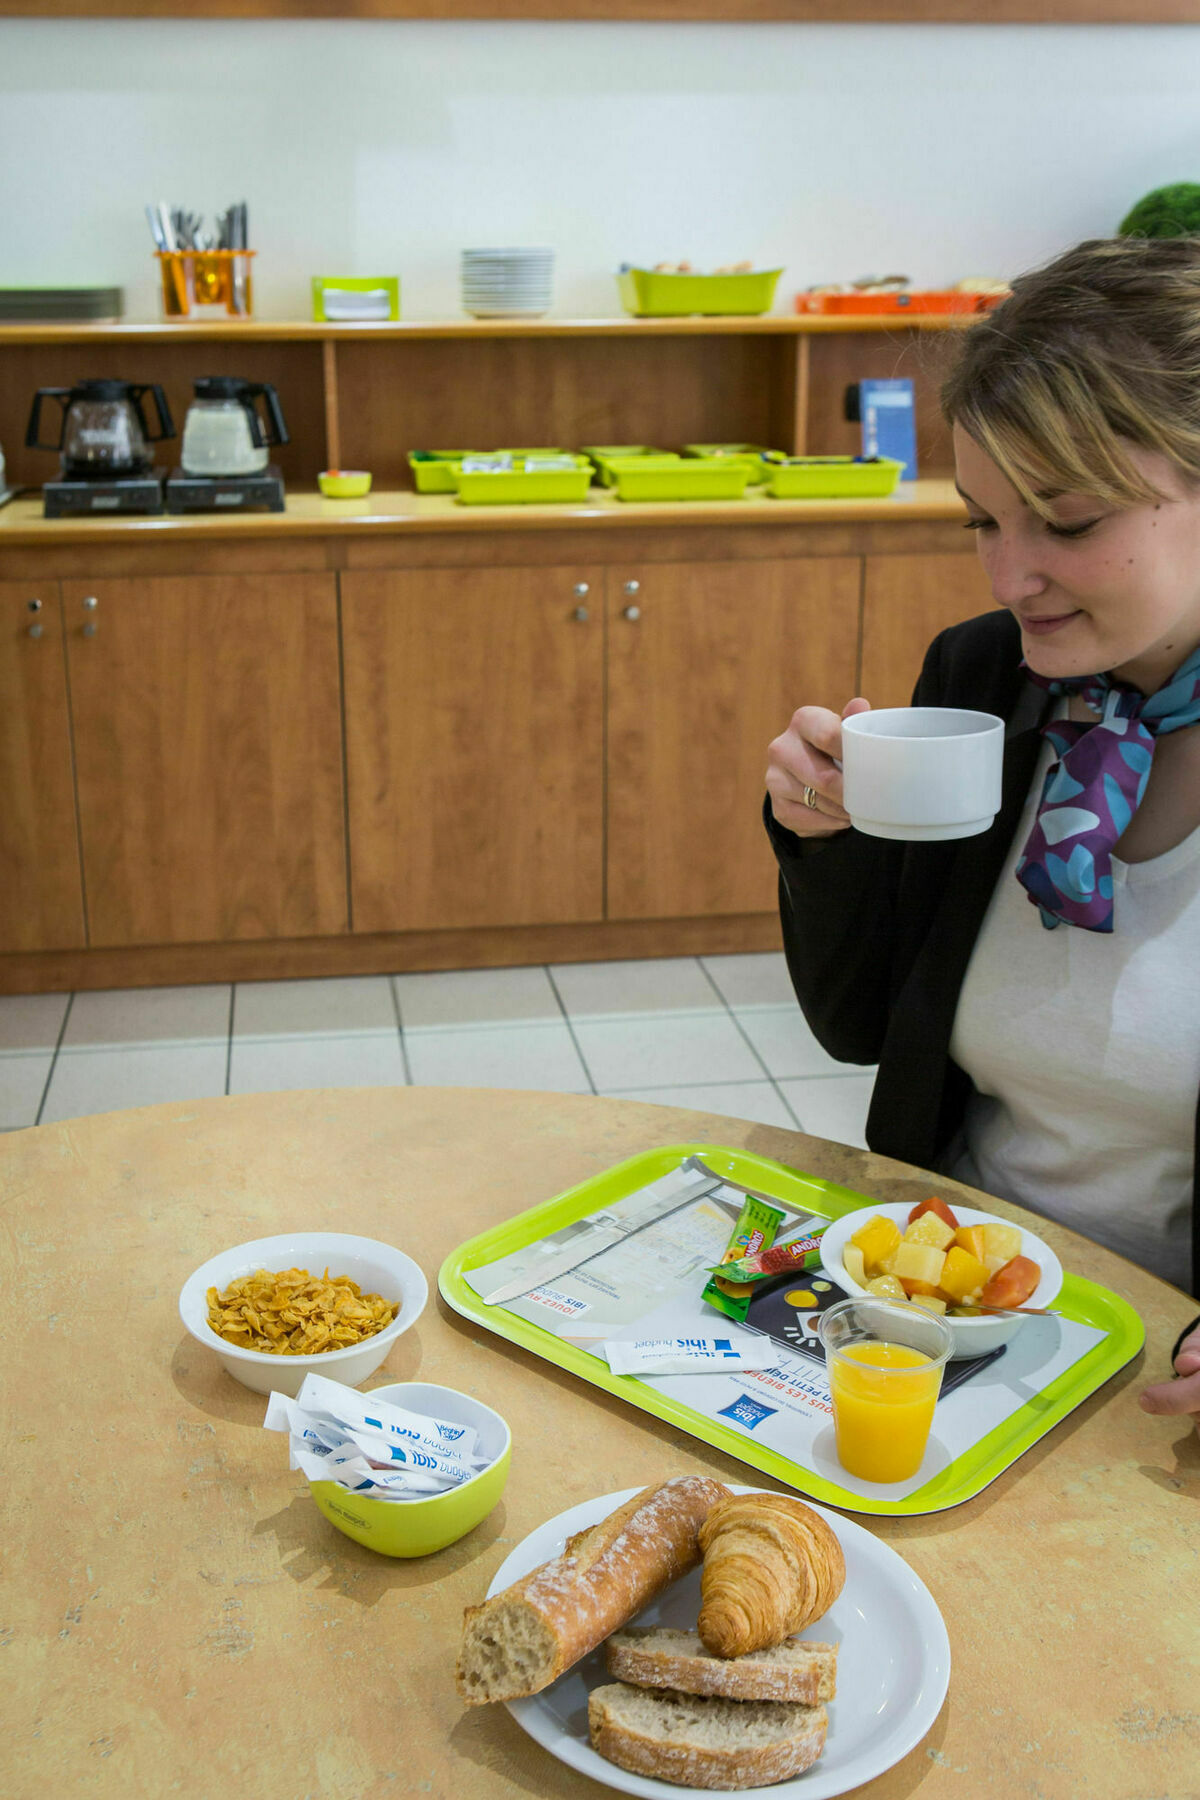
828, 1341, 941, 1482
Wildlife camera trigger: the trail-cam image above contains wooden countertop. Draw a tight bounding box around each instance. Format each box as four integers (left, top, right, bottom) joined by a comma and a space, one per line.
2, 1087, 1195, 1799
0, 479, 966, 545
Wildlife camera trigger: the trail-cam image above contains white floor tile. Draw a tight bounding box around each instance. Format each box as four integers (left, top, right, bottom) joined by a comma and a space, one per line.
229, 1032, 406, 1094
778, 1073, 877, 1150
700, 953, 796, 1010
733, 1006, 852, 1079
601, 1081, 799, 1131
0, 1052, 54, 1128
393, 965, 560, 1030
404, 1022, 591, 1093
572, 1011, 764, 1091
550, 958, 716, 1020
233, 977, 396, 1039
63, 984, 230, 1048
41, 1044, 228, 1123
0, 992, 69, 1053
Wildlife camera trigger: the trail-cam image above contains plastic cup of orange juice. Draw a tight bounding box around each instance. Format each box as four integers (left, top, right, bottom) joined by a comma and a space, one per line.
818, 1297, 953, 1483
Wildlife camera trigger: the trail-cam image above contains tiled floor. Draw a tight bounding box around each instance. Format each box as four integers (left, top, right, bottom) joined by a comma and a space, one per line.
0, 954, 877, 1147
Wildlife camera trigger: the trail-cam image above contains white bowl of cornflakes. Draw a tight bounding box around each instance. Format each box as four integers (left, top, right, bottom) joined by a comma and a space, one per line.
179, 1232, 428, 1396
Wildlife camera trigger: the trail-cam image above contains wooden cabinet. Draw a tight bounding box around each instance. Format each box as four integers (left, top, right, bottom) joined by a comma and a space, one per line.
0, 580, 85, 953
606, 557, 860, 919
860, 553, 994, 708
62, 575, 346, 948
341, 565, 605, 933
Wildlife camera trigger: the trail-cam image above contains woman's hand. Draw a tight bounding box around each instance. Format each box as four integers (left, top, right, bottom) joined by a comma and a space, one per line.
1139, 1323, 1200, 1435
766, 698, 871, 837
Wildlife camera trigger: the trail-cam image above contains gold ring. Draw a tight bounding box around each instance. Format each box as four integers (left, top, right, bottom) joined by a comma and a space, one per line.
802, 785, 820, 810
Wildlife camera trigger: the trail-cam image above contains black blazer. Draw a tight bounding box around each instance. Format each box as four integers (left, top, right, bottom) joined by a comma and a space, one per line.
766, 608, 1200, 1305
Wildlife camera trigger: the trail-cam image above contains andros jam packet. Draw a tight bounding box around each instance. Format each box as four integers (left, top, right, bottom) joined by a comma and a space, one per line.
701, 1195, 786, 1322
708, 1225, 829, 1288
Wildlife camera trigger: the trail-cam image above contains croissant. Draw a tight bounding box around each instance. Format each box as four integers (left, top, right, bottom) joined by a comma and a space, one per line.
696, 1492, 846, 1658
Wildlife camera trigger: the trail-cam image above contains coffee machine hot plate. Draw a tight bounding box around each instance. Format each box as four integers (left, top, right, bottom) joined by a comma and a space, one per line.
165, 465, 285, 513
43, 473, 166, 518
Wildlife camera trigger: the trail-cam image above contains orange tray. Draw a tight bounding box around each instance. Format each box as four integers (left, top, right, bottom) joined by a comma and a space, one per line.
795, 290, 1004, 316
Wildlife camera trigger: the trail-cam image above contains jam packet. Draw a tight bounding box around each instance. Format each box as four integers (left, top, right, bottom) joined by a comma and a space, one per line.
701, 1195, 785, 1322
706, 1225, 828, 1287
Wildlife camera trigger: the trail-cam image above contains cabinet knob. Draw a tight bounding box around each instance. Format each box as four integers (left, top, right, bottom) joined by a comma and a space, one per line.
82, 595, 99, 611
623, 579, 640, 595
622, 604, 641, 622
82, 622, 98, 638
573, 582, 590, 598
572, 605, 589, 622
27, 622, 44, 640
27, 597, 42, 613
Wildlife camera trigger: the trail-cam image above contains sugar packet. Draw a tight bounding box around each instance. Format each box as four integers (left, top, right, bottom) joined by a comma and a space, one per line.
603, 1336, 777, 1376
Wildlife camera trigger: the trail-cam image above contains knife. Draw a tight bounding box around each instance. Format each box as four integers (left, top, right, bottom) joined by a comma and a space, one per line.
479, 1170, 724, 1307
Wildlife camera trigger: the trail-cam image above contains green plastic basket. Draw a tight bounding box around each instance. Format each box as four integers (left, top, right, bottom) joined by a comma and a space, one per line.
765, 455, 904, 499
454, 454, 594, 506
583, 445, 667, 487
607, 454, 752, 502
617, 268, 783, 317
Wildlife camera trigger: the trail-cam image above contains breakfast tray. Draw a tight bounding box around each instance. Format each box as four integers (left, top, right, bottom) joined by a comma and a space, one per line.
438, 1144, 1144, 1517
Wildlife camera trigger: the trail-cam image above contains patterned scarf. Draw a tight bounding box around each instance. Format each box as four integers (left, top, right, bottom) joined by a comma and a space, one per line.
1016, 644, 1200, 932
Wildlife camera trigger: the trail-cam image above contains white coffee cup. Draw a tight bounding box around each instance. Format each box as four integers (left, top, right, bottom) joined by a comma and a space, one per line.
840, 707, 1005, 841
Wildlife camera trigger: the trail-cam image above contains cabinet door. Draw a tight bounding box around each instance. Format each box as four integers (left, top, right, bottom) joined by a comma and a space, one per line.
62, 576, 346, 947
606, 558, 860, 920
342, 566, 604, 933
861, 553, 995, 709
0, 581, 85, 953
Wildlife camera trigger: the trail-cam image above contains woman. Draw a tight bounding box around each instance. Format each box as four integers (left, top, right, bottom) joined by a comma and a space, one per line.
765, 236, 1200, 1430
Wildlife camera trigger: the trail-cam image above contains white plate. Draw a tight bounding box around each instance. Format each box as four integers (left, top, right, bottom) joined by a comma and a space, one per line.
491, 1484, 950, 1798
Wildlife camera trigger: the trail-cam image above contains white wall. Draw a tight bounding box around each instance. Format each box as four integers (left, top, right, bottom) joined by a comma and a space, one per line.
2, 19, 1199, 321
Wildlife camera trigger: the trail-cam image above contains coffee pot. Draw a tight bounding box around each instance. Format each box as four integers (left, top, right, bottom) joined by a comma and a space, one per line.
25, 378, 174, 478
180, 376, 289, 478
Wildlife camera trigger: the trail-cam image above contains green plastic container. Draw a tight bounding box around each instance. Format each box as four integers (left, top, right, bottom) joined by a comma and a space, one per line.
408, 450, 479, 494
683, 442, 777, 485
583, 445, 666, 487
765, 455, 904, 499
617, 268, 783, 317
607, 455, 752, 502
454, 454, 594, 506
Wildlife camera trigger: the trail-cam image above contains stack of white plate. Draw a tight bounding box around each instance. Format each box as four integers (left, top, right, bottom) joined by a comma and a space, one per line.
461, 247, 554, 319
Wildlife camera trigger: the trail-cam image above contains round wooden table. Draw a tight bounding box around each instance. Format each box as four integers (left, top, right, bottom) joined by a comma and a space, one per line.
3, 1088, 1196, 1799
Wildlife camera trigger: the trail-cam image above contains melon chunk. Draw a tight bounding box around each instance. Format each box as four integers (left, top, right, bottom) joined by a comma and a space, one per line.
850, 1215, 902, 1275
891, 1241, 947, 1286
939, 1245, 990, 1303
903, 1212, 955, 1251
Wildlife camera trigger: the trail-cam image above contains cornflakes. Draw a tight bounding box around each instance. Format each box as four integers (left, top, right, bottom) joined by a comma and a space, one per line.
205, 1266, 399, 1355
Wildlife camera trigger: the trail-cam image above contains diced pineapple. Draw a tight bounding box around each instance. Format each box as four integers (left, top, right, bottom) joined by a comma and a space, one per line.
954, 1224, 987, 1261
891, 1241, 947, 1286
984, 1254, 1008, 1275
842, 1244, 867, 1288
849, 1215, 902, 1275
910, 1295, 948, 1314
939, 1245, 990, 1303
982, 1222, 1022, 1266
903, 1211, 955, 1251
864, 1275, 907, 1301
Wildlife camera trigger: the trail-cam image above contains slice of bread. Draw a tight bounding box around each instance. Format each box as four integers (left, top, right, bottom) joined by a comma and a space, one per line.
606, 1626, 838, 1704
588, 1682, 828, 1790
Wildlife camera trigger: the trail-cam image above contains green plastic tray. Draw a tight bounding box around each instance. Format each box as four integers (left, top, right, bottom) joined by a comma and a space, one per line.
617, 268, 783, 317
607, 455, 752, 503
765, 455, 904, 499
408, 450, 479, 494
438, 1142, 1145, 1517
454, 454, 594, 506
683, 442, 776, 485
583, 446, 665, 487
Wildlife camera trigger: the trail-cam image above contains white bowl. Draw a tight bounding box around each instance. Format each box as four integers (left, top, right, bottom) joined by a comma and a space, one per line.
818, 1200, 1063, 1358
179, 1231, 428, 1395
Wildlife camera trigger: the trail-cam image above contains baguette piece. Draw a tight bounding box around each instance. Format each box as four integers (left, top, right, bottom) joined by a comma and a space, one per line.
588, 1683, 828, 1790
456, 1476, 728, 1705
606, 1626, 837, 1704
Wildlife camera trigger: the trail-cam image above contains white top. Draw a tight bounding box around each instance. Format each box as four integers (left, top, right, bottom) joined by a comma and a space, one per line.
946, 725, 1198, 1290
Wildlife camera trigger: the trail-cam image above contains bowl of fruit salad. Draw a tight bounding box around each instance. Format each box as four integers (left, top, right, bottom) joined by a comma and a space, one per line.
818, 1195, 1064, 1357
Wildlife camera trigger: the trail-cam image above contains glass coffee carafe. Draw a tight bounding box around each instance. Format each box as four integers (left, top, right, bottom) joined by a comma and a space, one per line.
25, 378, 174, 478
180, 376, 289, 478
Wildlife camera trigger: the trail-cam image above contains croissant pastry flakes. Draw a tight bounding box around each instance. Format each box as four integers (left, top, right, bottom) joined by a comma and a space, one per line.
697, 1492, 846, 1658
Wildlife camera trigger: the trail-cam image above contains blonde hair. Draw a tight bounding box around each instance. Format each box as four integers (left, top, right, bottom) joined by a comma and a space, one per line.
942, 236, 1200, 518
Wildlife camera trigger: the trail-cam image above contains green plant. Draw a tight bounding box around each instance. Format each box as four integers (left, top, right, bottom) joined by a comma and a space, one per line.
1119, 183, 1200, 238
